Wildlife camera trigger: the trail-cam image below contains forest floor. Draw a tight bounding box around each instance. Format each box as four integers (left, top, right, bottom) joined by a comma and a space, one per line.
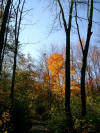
29, 116, 49, 133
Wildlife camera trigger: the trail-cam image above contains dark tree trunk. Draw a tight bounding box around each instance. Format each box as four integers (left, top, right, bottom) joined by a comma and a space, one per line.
81, 52, 87, 116
10, 0, 25, 105
57, 0, 74, 131
81, 0, 93, 116
0, 6, 12, 77
0, 29, 8, 77
0, 0, 12, 76
10, 40, 18, 104
65, 30, 74, 130
65, 31, 71, 114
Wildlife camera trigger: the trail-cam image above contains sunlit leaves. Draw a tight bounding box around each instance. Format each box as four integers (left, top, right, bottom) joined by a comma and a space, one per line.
47, 53, 64, 77
46, 52, 80, 95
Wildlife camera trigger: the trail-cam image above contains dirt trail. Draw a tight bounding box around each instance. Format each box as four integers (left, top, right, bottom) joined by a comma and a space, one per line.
29, 118, 49, 133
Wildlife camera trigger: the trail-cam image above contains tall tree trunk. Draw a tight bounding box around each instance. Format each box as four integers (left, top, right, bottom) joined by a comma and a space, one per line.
80, 0, 93, 116
65, 32, 70, 113
0, 0, 12, 76
0, 4, 12, 77
10, 0, 25, 105
65, 31, 74, 130
10, 39, 18, 104
75, 0, 93, 116
57, 0, 74, 131
0, 27, 8, 77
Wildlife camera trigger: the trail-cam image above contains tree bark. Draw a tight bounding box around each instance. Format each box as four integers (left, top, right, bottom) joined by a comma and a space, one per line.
57, 0, 74, 131
10, 39, 18, 104
0, 0, 12, 76
10, 0, 25, 104
75, 0, 93, 116
80, 0, 93, 116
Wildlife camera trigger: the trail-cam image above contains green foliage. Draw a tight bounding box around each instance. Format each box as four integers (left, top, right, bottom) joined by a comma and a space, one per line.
0, 91, 32, 133
71, 96, 81, 118
0, 51, 100, 133
48, 105, 66, 133
71, 95, 100, 132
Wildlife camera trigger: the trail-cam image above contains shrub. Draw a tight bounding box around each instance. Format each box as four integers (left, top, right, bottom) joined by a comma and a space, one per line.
10, 99, 32, 133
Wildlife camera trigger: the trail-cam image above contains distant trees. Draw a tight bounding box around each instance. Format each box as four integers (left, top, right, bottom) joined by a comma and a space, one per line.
87, 46, 100, 91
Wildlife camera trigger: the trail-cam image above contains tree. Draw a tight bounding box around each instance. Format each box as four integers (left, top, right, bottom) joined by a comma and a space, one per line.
0, 0, 12, 76
10, 0, 25, 104
47, 53, 64, 94
47, 52, 80, 96
88, 46, 100, 91
0, 5, 13, 77
56, 0, 74, 131
75, 0, 94, 116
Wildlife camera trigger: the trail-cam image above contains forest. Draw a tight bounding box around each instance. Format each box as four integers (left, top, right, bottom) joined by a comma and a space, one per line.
0, 0, 100, 133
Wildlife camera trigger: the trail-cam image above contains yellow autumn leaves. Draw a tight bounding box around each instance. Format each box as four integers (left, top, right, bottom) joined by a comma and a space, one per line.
46, 53, 80, 95
0, 112, 11, 133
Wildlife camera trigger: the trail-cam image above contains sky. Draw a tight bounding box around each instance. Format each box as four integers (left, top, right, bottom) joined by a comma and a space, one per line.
19, 0, 65, 59
19, 0, 100, 60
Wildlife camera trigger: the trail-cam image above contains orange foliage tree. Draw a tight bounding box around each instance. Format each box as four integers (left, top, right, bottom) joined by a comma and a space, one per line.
46, 53, 79, 96
47, 53, 64, 94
